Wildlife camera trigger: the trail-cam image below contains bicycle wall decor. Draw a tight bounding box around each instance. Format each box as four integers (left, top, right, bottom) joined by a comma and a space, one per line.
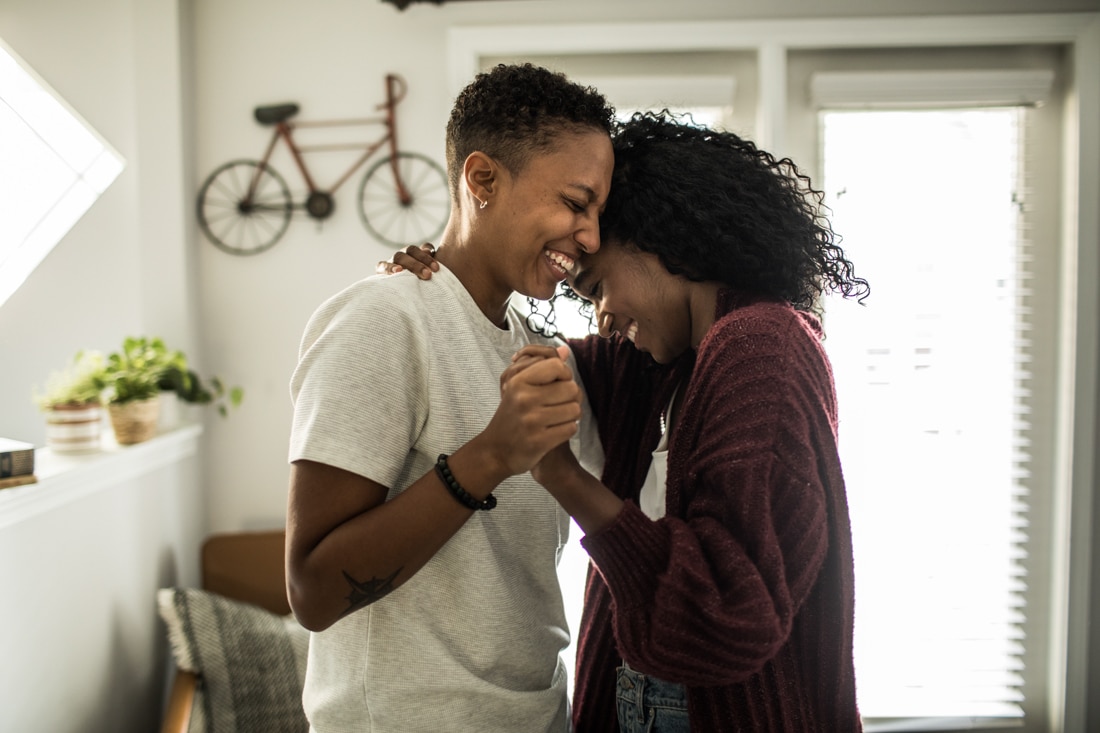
196, 74, 450, 256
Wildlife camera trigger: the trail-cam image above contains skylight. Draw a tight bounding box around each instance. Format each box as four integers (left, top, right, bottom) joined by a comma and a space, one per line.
0, 38, 124, 308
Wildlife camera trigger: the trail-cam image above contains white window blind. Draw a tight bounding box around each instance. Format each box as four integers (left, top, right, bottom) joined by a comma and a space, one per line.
820, 107, 1031, 730
581, 74, 736, 128
810, 69, 1054, 109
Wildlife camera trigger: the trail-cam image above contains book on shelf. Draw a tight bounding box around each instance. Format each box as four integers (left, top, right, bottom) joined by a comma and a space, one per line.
0, 437, 35, 478
0, 473, 37, 490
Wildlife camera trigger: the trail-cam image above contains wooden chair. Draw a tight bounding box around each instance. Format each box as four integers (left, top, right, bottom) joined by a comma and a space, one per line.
160, 530, 289, 733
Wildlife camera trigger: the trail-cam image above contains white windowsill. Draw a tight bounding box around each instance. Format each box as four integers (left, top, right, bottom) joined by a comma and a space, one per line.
862, 716, 1024, 732
0, 423, 203, 530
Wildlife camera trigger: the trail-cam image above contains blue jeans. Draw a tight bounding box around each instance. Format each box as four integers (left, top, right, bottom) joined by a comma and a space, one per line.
616, 663, 690, 733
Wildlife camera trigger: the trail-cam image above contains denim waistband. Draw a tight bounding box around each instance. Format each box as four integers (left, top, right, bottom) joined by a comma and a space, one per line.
617, 661, 688, 709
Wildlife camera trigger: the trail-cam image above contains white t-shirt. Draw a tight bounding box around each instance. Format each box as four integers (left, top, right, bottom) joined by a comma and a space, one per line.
288, 265, 603, 733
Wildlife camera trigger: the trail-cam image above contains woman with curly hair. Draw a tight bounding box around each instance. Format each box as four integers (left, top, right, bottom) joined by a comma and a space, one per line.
551, 112, 868, 732
286, 64, 614, 733
391, 111, 868, 732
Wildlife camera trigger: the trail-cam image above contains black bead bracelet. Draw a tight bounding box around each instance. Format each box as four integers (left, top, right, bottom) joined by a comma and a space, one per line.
435, 454, 497, 511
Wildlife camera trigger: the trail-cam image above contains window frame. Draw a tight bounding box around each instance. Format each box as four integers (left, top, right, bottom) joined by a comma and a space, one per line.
446, 13, 1100, 732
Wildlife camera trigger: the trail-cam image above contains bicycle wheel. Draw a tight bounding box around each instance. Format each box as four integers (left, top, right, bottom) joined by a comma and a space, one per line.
197, 160, 292, 256
358, 152, 449, 248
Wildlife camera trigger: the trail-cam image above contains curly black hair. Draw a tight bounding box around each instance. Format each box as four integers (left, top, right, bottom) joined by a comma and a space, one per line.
445, 63, 617, 199
571, 111, 868, 312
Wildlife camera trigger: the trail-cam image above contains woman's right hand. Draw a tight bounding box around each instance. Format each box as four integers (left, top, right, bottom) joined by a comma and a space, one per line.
502, 345, 625, 534
376, 243, 439, 279
477, 345, 581, 478
500, 346, 586, 487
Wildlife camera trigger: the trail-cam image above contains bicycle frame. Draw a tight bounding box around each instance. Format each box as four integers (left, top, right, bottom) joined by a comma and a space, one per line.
198, 72, 449, 255
245, 74, 412, 207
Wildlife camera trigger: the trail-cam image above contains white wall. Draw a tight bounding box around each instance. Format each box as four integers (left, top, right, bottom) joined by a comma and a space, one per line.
1, 0, 1097, 730
0, 444, 204, 733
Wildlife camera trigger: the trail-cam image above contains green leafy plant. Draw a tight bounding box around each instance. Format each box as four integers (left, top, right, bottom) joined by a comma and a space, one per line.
37, 336, 243, 417
158, 363, 244, 417
33, 350, 107, 410
102, 336, 180, 405
101, 335, 243, 416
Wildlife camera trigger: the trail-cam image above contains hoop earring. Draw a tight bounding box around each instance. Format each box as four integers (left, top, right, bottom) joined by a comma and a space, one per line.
479, 199, 488, 210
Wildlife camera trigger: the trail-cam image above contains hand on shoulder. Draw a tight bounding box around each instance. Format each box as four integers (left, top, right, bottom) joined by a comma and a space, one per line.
377, 243, 439, 280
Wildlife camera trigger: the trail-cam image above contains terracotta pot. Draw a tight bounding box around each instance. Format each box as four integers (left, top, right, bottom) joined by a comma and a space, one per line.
108, 396, 161, 445
44, 402, 104, 453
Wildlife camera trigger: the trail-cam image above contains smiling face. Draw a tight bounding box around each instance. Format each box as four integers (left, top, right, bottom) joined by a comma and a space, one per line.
483, 128, 613, 302
567, 239, 686, 363
568, 239, 718, 364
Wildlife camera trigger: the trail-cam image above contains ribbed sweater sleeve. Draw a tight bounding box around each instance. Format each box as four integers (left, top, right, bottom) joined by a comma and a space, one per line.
573, 294, 860, 732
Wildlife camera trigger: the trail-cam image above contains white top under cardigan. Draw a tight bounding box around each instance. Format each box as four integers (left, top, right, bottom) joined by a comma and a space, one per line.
638, 387, 679, 521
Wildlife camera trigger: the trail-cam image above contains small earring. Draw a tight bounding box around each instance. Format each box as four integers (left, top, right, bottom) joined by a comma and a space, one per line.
479, 199, 488, 210
597, 312, 613, 339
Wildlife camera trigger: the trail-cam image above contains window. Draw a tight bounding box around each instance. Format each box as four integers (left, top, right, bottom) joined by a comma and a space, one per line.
582, 73, 736, 129
0, 37, 124, 308
821, 107, 1030, 726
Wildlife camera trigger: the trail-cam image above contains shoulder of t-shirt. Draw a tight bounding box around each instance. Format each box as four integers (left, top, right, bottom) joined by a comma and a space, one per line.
314, 272, 435, 323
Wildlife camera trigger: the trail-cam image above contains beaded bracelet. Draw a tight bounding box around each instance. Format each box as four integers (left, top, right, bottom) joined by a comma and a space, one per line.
435, 454, 497, 511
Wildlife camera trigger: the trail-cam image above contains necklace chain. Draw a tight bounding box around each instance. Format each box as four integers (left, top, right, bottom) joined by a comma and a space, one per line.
660, 383, 682, 437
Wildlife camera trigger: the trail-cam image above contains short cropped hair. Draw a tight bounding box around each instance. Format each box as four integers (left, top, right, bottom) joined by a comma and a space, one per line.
445, 63, 616, 198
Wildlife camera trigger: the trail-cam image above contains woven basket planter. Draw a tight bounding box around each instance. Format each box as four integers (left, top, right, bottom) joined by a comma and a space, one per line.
108, 396, 161, 445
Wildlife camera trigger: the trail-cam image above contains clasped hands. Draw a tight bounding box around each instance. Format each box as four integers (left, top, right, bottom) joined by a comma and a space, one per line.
480, 344, 583, 487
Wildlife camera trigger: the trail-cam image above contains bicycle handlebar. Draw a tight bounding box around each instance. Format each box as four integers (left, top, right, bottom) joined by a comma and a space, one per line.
378, 74, 407, 111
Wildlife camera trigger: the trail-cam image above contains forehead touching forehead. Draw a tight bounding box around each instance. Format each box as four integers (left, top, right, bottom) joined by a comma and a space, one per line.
568, 237, 625, 295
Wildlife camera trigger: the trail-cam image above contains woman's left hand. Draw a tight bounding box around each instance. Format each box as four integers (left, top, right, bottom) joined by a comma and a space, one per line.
376, 243, 438, 279
531, 441, 583, 489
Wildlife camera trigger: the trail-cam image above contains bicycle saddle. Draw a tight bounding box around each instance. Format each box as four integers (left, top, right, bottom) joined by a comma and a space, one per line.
253, 103, 299, 125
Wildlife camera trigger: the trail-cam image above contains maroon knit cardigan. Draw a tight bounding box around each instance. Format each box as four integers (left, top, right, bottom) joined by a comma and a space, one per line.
568, 290, 861, 732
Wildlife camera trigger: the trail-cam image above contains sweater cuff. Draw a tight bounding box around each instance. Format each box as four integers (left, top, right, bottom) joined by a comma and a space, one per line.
581, 501, 667, 607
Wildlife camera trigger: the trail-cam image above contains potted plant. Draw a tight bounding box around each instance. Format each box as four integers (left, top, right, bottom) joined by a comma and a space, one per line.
35, 337, 244, 448
33, 350, 108, 453
100, 336, 245, 443
101, 336, 175, 445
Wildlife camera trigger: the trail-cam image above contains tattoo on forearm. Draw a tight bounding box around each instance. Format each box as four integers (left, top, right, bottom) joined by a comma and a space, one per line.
341, 567, 401, 615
